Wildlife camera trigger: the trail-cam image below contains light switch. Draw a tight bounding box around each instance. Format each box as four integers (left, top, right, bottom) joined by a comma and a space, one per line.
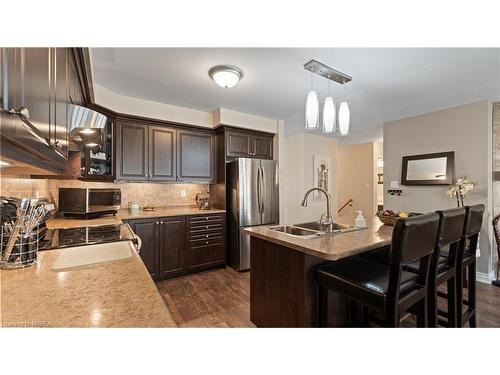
180, 190, 187, 198
390, 181, 399, 188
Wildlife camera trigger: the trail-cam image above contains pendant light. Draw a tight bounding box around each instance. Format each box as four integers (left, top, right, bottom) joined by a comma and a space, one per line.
305, 69, 319, 129
322, 77, 336, 133
338, 80, 350, 136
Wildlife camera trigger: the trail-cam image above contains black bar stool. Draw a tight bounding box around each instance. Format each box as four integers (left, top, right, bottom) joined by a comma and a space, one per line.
456, 204, 484, 327
315, 213, 440, 327
404, 208, 465, 327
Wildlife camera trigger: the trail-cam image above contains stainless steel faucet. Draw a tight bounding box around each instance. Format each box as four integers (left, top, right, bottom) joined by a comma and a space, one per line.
300, 187, 333, 232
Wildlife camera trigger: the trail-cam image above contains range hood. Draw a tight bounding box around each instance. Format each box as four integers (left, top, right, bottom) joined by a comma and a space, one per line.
67, 104, 108, 147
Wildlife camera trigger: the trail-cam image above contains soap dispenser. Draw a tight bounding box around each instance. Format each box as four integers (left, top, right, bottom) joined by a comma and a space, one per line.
355, 211, 366, 228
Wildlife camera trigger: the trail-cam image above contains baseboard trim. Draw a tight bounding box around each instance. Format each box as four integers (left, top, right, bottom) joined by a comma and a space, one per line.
476, 271, 495, 284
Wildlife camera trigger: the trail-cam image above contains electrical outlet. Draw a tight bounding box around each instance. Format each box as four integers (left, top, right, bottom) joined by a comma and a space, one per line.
180, 190, 187, 198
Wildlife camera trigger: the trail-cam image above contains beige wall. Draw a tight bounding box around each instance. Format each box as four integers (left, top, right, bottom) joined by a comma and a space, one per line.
384, 100, 493, 275
94, 84, 214, 128
337, 142, 378, 220
213, 108, 278, 133
94, 84, 279, 134
280, 133, 338, 224
0, 176, 207, 210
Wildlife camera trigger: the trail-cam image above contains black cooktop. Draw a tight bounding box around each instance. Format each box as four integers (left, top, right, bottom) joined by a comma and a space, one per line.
40, 224, 136, 250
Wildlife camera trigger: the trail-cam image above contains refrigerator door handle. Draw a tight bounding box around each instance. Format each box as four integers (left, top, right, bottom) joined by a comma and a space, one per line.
257, 165, 262, 214
260, 164, 266, 214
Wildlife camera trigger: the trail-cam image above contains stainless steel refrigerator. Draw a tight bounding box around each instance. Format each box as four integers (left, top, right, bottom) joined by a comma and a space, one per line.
226, 158, 279, 271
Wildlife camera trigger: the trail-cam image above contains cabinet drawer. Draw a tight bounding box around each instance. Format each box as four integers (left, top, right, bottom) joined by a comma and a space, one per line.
189, 222, 223, 232
189, 214, 224, 224
185, 243, 225, 269
190, 231, 223, 242
190, 237, 224, 248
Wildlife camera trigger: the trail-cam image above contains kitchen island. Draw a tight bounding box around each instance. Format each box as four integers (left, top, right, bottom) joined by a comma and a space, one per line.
244, 217, 393, 327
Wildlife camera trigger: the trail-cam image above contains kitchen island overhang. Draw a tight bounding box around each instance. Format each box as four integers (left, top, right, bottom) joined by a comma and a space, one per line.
244, 217, 392, 327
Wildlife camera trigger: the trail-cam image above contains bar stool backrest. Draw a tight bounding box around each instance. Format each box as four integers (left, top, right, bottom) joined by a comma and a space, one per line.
390, 213, 440, 266
436, 208, 466, 248
463, 205, 485, 257
434, 208, 466, 268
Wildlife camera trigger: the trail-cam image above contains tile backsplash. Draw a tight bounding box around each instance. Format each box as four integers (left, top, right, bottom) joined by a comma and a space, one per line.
1, 175, 209, 209
0, 176, 51, 200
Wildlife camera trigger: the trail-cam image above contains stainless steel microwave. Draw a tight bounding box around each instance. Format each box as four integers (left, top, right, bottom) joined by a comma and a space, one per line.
58, 188, 121, 218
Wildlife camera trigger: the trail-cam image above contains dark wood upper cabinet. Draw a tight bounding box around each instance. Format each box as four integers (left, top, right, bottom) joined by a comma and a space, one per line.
159, 216, 185, 278
252, 135, 273, 159
226, 131, 250, 157
149, 125, 176, 181
22, 48, 52, 142
177, 129, 215, 182
0, 48, 76, 171
53, 48, 68, 159
225, 129, 274, 160
115, 121, 149, 180
116, 121, 215, 183
67, 50, 85, 107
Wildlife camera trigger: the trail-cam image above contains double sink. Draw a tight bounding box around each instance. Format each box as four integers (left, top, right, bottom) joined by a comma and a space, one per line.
268, 221, 364, 239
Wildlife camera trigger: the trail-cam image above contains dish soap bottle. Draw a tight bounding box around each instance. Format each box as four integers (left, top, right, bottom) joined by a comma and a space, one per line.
355, 211, 366, 228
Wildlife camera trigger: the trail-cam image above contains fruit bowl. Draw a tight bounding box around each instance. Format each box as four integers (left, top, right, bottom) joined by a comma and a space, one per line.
377, 214, 399, 226
377, 210, 417, 226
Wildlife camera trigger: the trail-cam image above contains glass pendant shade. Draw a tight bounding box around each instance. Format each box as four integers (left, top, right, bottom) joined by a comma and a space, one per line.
338, 101, 350, 136
305, 90, 319, 129
322, 96, 336, 133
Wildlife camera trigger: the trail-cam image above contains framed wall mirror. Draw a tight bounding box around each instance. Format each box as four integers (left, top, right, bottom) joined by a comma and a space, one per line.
401, 151, 454, 186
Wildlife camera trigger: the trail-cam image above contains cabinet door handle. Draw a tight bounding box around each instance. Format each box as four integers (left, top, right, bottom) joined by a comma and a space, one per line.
206, 235, 209, 238
155, 221, 159, 225
160, 221, 164, 224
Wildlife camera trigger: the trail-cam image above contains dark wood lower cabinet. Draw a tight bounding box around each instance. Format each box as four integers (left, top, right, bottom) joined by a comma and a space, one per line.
127, 213, 225, 281
159, 217, 185, 278
129, 218, 161, 279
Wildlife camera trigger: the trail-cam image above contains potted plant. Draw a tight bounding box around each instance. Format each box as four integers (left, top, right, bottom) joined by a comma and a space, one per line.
447, 176, 478, 207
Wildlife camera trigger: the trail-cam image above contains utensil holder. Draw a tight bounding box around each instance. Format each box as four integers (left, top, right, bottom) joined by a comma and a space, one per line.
1, 225, 39, 269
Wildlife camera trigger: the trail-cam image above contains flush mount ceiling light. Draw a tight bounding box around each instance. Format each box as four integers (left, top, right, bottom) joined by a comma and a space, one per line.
209, 65, 243, 88
303, 59, 352, 135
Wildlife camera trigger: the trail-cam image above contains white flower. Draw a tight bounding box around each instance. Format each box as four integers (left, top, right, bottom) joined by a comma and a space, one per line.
447, 175, 477, 200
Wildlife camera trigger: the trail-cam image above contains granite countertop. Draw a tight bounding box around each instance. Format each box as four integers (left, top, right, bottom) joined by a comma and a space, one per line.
244, 216, 393, 261
46, 216, 123, 229
46, 206, 225, 229
0, 241, 177, 328
118, 206, 225, 220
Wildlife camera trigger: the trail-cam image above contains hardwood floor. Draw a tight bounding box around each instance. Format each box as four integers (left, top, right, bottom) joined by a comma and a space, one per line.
156, 267, 500, 328
156, 267, 255, 327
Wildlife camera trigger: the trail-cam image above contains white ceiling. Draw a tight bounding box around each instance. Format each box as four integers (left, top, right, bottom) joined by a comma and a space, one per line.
91, 48, 500, 144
